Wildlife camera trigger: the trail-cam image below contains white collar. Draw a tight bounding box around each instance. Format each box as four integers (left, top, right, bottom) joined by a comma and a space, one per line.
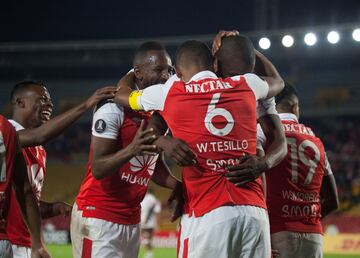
187, 70, 218, 83
279, 113, 298, 122
8, 119, 25, 131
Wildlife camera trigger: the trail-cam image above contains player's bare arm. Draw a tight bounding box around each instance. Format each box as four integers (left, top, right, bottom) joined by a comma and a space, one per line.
12, 151, 51, 258
91, 120, 157, 180
254, 49, 284, 97
39, 201, 72, 219
114, 72, 135, 108
320, 165, 339, 218
18, 86, 116, 147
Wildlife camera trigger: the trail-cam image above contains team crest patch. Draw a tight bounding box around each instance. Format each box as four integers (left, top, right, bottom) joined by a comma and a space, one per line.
94, 119, 106, 133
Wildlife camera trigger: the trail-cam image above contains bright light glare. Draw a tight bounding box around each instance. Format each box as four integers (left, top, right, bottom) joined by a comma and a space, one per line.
353, 29, 360, 42
282, 35, 294, 47
327, 31, 340, 44
304, 33, 317, 46
259, 37, 271, 50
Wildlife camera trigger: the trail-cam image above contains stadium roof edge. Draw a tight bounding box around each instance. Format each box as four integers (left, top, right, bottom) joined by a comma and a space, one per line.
0, 22, 358, 52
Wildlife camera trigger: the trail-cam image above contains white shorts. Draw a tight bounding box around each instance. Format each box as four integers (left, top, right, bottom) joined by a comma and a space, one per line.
271, 231, 323, 258
0, 240, 13, 258
11, 244, 31, 258
178, 205, 271, 258
70, 203, 140, 258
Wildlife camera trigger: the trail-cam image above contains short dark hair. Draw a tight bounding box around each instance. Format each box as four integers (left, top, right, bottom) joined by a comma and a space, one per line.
275, 82, 299, 107
133, 41, 166, 65
176, 40, 213, 70
10, 80, 46, 102
217, 35, 255, 76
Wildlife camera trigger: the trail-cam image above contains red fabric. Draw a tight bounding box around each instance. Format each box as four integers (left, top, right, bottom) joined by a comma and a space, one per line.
0, 116, 17, 240
160, 76, 266, 217
82, 238, 92, 258
7, 144, 46, 247
266, 119, 326, 234
76, 110, 155, 225
183, 238, 189, 258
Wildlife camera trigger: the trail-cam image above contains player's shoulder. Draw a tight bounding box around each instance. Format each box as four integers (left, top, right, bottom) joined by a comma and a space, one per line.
94, 98, 124, 115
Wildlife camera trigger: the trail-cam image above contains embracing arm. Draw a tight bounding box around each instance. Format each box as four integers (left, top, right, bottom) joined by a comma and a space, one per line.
254, 50, 284, 98
91, 120, 157, 180
39, 201, 72, 219
18, 87, 116, 147
320, 156, 339, 218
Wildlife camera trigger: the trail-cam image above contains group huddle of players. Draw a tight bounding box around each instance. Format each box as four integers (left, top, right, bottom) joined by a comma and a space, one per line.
0, 30, 339, 258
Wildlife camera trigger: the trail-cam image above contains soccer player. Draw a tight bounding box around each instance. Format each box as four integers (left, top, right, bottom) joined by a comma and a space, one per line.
71, 41, 181, 258
0, 115, 50, 258
257, 83, 339, 258
7, 81, 116, 258
140, 189, 161, 258
114, 40, 284, 257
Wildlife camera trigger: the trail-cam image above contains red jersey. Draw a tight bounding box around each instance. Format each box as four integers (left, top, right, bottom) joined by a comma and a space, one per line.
260, 113, 329, 234
6, 119, 47, 247
0, 116, 18, 240
137, 71, 270, 216
76, 101, 158, 225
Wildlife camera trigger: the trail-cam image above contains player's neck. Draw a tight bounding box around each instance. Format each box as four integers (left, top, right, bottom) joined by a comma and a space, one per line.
12, 114, 32, 129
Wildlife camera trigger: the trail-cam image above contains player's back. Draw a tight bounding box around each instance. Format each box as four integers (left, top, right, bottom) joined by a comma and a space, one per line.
159, 72, 266, 216
0, 115, 18, 239
266, 114, 326, 234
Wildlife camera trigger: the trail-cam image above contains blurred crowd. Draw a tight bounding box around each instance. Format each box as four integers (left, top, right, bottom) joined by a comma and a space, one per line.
45, 116, 360, 210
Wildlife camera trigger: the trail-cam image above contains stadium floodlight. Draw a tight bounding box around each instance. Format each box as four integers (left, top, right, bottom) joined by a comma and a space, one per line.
327, 31, 340, 44
259, 37, 271, 50
352, 29, 360, 42
304, 32, 317, 46
282, 35, 294, 47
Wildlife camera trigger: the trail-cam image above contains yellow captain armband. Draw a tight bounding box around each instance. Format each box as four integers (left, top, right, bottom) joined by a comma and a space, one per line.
128, 90, 143, 111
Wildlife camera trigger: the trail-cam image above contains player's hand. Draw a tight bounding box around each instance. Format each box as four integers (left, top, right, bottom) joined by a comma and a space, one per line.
225, 154, 268, 186
155, 136, 196, 166
212, 30, 240, 56
85, 86, 117, 109
31, 246, 51, 258
167, 182, 184, 222
53, 202, 72, 217
128, 120, 158, 156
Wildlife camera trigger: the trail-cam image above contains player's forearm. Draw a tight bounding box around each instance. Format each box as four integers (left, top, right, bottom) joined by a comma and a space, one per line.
114, 73, 134, 108
91, 147, 134, 179
152, 159, 180, 189
255, 50, 284, 97
320, 175, 339, 218
39, 201, 59, 219
19, 102, 89, 147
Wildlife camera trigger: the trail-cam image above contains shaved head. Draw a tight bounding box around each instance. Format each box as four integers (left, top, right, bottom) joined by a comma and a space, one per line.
133, 41, 167, 66
10, 80, 46, 103
176, 40, 214, 71
216, 35, 255, 77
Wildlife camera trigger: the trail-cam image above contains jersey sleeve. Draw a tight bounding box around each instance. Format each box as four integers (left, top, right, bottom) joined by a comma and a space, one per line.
134, 74, 179, 112
256, 123, 267, 149
324, 152, 333, 176
240, 73, 269, 100
257, 97, 277, 119
92, 102, 124, 139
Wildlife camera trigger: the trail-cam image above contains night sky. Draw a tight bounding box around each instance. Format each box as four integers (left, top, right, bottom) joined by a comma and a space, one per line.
1, 0, 359, 42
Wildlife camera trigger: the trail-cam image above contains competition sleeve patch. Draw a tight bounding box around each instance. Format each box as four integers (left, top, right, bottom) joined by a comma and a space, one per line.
129, 90, 143, 111
94, 119, 106, 133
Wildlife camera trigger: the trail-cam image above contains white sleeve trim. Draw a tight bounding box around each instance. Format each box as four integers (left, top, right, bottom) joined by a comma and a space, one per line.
243, 73, 269, 100
92, 103, 124, 140
257, 97, 277, 119
324, 152, 333, 176
139, 74, 179, 112
257, 124, 267, 149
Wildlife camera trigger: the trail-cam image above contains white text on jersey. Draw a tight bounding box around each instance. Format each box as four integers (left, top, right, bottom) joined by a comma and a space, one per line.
185, 80, 233, 93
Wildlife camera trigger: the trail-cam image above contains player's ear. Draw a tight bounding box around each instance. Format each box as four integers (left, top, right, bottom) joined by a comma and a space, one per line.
213, 57, 219, 73
134, 66, 143, 82
174, 65, 182, 80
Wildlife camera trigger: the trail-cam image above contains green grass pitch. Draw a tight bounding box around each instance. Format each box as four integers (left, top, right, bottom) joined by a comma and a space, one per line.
47, 244, 359, 258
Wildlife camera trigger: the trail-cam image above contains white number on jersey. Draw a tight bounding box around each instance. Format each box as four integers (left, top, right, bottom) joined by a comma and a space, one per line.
0, 132, 7, 182
287, 137, 321, 185
204, 93, 234, 136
